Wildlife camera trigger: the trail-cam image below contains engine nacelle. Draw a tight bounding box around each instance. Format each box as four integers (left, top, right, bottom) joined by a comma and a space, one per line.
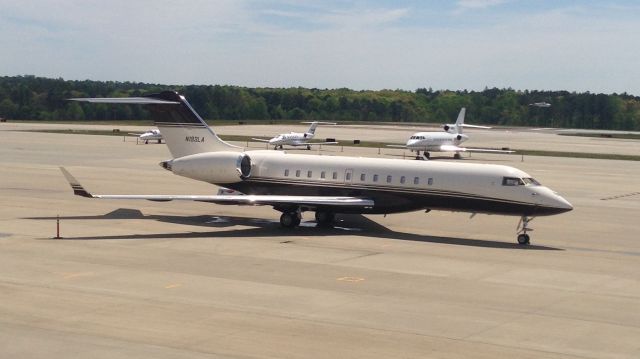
445, 124, 460, 133
168, 151, 251, 184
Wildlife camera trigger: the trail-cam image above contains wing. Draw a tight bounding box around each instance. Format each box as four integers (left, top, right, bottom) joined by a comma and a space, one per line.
251, 138, 272, 143
293, 141, 338, 146
60, 168, 373, 209
386, 144, 407, 148
439, 145, 514, 153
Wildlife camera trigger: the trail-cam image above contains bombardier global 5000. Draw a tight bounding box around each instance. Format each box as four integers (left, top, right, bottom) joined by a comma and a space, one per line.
63, 92, 572, 245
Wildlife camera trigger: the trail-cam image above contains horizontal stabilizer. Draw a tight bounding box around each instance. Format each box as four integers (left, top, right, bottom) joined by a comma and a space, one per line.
68, 97, 180, 105
460, 124, 492, 129
301, 121, 337, 125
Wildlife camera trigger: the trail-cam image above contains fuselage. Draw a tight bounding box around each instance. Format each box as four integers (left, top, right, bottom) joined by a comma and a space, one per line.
140, 130, 163, 141
268, 132, 313, 147
406, 132, 469, 151
168, 151, 573, 216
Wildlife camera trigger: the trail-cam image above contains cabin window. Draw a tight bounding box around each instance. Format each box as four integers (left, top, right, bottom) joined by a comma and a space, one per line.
320, 171, 326, 179
428, 177, 433, 185
502, 177, 524, 186
307, 170, 312, 178
386, 175, 392, 183
295, 170, 301, 177
332, 172, 338, 180
345, 172, 351, 181
414, 177, 420, 185
400, 176, 406, 184
284, 169, 289, 177
373, 174, 379, 182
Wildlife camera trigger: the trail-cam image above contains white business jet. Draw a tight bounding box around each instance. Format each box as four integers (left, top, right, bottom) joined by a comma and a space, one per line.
62, 92, 572, 245
529, 102, 551, 108
128, 129, 163, 144
389, 108, 513, 160
253, 121, 337, 150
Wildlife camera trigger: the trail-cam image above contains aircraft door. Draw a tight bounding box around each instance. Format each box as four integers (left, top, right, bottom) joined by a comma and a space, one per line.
344, 169, 353, 184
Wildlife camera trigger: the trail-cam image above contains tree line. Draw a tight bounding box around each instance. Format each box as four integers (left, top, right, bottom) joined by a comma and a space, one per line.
1, 75, 639, 130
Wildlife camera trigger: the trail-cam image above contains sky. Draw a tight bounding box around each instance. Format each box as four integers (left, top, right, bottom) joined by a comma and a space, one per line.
1, 0, 639, 94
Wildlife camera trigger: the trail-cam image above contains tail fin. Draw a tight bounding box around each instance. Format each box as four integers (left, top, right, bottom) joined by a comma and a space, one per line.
70, 91, 240, 158
301, 121, 336, 136
305, 121, 319, 135
454, 108, 466, 134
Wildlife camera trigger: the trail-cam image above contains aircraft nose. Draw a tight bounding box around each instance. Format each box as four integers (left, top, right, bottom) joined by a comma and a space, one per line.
554, 194, 573, 212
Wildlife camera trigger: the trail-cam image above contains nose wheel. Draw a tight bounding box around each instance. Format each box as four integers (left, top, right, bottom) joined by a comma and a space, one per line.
415, 151, 430, 160
516, 216, 534, 245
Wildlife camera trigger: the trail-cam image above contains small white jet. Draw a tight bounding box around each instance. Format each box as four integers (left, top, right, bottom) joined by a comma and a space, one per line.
529, 102, 551, 108
253, 121, 338, 150
129, 129, 163, 144
389, 108, 513, 160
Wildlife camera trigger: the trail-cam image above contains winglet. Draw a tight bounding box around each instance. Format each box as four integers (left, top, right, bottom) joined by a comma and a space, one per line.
60, 167, 94, 198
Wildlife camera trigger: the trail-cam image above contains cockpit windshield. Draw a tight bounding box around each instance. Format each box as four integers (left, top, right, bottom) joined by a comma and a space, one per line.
502, 177, 541, 186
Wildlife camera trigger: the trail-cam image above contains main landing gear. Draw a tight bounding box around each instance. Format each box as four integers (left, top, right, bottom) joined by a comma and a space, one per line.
279, 209, 336, 228
314, 210, 335, 226
279, 211, 301, 228
415, 151, 430, 160
306, 145, 311, 150
516, 216, 534, 245
453, 152, 462, 159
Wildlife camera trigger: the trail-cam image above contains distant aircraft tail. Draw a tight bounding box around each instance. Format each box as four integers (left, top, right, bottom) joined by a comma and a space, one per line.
305, 121, 319, 135
443, 108, 491, 134
70, 91, 240, 158
444, 108, 466, 134
301, 121, 336, 137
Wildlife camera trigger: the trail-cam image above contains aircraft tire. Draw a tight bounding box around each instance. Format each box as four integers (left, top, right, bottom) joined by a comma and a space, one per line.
517, 234, 530, 245
280, 211, 301, 228
454, 153, 461, 159
424, 152, 430, 160
315, 211, 335, 226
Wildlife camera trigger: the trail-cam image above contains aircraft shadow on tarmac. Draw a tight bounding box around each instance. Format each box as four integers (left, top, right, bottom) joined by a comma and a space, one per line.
29, 208, 561, 250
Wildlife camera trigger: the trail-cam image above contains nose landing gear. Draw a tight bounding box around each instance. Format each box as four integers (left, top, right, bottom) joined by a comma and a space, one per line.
516, 216, 534, 245
414, 151, 430, 160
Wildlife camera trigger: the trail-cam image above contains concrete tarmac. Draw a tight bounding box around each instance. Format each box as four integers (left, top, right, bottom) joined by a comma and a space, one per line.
1, 124, 639, 358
